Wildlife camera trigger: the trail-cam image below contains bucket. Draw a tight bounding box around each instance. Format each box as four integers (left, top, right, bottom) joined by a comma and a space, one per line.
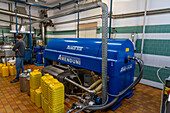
19, 73, 28, 92
26, 77, 30, 96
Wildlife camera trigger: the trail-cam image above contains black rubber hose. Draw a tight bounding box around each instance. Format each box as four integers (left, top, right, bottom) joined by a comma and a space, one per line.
80, 57, 144, 111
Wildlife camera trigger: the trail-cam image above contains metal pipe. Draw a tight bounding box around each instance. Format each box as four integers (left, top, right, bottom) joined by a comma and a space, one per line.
41, 23, 45, 45
109, 0, 113, 39
0, 19, 19, 25
8, 0, 52, 9
8, 3, 11, 27
99, 2, 108, 104
140, 0, 148, 58
0, 8, 39, 20
8, 0, 83, 10
77, 0, 80, 38
64, 77, 95, 94
15, 2, 18, 35
53, 7, 170, 25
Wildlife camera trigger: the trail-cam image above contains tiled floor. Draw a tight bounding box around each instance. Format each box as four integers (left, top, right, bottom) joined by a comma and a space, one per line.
0, 65, 162, 113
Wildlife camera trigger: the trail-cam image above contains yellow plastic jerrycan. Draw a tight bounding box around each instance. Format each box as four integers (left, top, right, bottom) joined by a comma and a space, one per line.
35, 87, 42, 108
9, 65, 15, 76
30, 88, 35, 103
30, 69, 42, 90
7, 62, 11, 70
48, 83, 64, 107
0, 63, 3, 74
47, 79, 59, 101
44, 78, 54, 99
44, 98, 49, 113
14, 66, 17, 75
41, 73, 52, 87
41, 94, 45, 110
49, 104, 64, 113
2, 64, 9, 77
41, 74, 53, 97
7, 62, 11, 66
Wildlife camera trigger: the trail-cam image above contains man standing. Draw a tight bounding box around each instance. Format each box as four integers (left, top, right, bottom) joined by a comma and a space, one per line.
10, 34, 25, 83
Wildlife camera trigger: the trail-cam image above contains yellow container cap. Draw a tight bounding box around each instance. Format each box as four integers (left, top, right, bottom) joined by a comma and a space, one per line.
52, 79, 59, 84
30, 69, 42, 76
49, 83, 64, 90
34, 69, 39, 72
46, 75, 53, 79
45, 73, 50, 76
45, 78, 54, 84
35, 88, 42, 94
41, 76, 47, 80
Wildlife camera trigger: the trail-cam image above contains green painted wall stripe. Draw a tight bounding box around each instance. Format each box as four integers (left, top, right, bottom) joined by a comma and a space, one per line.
1, 24, 170, 35
114, 24, 170, 33
97, 24, 170, 34
115, 26, 143, 33
36, 30, 76, 35
52, 30, 76, 35
135, 39, 170, 56
146, 25, 170, 33
0, 28, 10, 33
135, 65, 170, 83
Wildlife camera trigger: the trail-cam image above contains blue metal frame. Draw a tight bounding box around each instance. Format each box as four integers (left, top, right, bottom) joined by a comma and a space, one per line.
28, 5, 32, 64
28, 5, 32, 49
9, 0, 82, 10
23, 34, 27, 42
109, 0, 113, 39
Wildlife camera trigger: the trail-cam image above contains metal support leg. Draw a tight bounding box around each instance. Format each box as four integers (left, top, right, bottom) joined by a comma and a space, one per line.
109, 0, 113, 39
29, 5, 32, 64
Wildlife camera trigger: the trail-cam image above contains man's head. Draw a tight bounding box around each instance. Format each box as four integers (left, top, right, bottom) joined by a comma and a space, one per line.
16, 34, 23, 41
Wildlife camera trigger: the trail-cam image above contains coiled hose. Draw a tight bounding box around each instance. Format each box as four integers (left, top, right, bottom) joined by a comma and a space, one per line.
75, 57, 144, 112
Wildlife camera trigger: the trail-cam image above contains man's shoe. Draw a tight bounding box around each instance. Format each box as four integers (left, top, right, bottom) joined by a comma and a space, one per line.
10, 78, 19, 83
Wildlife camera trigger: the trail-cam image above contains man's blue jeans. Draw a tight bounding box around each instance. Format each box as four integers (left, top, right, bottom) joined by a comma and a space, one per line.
15, 57, 24, 79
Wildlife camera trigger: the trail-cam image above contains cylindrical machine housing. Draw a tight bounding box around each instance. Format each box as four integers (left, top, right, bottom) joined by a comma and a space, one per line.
44, 38, 134, 74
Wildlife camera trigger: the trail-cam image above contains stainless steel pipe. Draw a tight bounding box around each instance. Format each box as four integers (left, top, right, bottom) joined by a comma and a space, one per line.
64, 77, 95, 94
0, 8, 39, 20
